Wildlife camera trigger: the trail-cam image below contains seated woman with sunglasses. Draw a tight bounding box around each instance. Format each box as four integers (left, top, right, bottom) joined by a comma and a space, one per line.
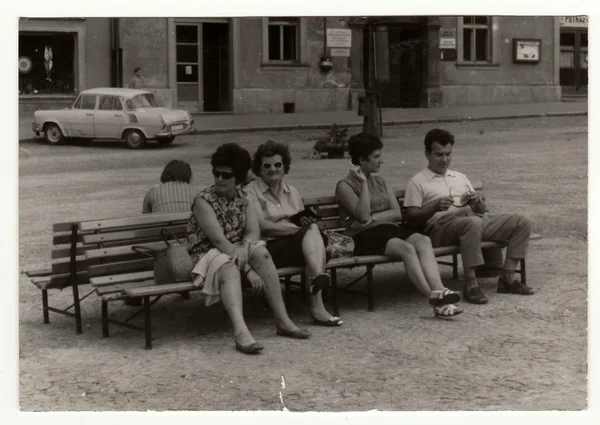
335, 132, 462, 317
244, 140, 342, 327
187, 143, 310, 355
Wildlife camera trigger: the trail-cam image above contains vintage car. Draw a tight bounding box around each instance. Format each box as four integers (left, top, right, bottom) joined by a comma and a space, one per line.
32, 88, 195, 148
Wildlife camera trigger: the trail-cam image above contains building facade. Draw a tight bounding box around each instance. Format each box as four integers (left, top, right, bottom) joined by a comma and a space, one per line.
18, 16, 586, 116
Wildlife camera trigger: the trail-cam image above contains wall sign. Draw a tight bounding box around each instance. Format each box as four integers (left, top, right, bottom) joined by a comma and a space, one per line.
327, 29, 352, 48
330, 48, 350, 57
559, 16, 588, 28
513, 39, 541, 63
439, 29, 456, 49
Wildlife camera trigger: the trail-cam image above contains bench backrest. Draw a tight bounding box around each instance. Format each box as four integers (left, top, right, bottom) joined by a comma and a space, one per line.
49, 211, 191, 289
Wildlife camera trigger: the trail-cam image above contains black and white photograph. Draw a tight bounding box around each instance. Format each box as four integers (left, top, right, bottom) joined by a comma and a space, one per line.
3, 0, 597, 423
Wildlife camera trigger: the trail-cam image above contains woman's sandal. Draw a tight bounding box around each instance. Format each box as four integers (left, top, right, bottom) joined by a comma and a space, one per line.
275, 326, 311, 339
464, 286, 489, 305
497, 277, 535, 295
310, 314, 343, 327
429, 288, 461, 307
311, 273, 331, 295
433, 304, 464, 317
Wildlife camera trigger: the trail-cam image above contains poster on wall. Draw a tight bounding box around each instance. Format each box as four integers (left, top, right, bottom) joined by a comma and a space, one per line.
513, 39, 541, 63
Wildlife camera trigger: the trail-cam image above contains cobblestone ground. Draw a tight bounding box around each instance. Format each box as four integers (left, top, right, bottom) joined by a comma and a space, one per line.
18, 116, 588, 411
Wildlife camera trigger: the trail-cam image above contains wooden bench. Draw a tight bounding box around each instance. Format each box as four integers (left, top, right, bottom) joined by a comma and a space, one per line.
23, 212, 192, 335
25, 181, 541, 349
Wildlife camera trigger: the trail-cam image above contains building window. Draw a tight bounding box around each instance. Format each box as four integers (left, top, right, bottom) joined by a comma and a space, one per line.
19, 32, 76, 94
462, 16, 490, 62
262, 17, 307, 65
268, 18, 299, 61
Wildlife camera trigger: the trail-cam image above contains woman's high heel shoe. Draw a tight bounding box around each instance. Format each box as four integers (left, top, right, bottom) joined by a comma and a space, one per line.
235, 341, 264, 354
275, 326, 311, 339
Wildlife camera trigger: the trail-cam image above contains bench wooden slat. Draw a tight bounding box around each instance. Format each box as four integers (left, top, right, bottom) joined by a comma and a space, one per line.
90, 270, 155, 287
53, 222, 77, 232
51, 245, 92, 259
125, 281, 195, 297
78, 211, 191, 232
85, 240, 170, 260
53, 233, 86, 245
81, 224, 188, 245
95, 280, 157, 296
51, 257, 88, 274
24, 267, 52, 278
32, 271, 89, 290
88, 258, 154, 278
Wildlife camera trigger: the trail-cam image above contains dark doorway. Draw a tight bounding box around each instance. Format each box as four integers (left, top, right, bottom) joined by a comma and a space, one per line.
380, 26, 423, 108
202, 23, 231, 112
559, 30, 588, 95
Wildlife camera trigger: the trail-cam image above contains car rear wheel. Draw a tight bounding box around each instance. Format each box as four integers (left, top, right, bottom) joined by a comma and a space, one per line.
124, 130, 146, 149
44, 124, 64, 145
157, 136, 175, 146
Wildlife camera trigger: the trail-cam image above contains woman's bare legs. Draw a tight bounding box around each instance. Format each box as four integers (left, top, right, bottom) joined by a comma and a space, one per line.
302, 224, 337, 321
249, 245, 306, 333
405, 233, 446, 292
384, 238, 436, 296
219, 263, 256, 346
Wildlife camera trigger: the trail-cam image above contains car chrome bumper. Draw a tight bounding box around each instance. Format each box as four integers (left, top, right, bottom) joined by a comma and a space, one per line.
155, 122, 196, 138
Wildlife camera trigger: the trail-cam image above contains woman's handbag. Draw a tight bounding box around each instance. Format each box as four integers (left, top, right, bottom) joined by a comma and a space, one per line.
131, 229, 193, 285
323, 229, 355, 259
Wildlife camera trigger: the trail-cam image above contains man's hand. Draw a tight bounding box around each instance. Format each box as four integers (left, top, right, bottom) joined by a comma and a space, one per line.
246, 270, 265, 294
436, 196, 453, 211
461, 191, 481, 206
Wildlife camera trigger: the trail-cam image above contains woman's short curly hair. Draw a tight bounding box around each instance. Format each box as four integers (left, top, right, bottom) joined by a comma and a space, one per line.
211, 143, 251, 184
251, 140, 292, 176
348, 132, 384, 165
160, 159, 192, 183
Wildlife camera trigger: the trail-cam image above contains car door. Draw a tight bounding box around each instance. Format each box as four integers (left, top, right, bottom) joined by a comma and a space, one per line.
94, 96, 128, 139
63, 94, 96, 137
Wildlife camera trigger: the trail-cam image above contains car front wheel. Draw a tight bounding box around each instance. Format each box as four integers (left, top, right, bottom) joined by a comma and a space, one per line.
157, 136, 175, 146
44, 124, 64, 145
124, 130, 146, 149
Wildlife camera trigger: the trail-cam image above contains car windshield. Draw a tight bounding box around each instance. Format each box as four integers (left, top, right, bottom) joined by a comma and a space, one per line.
125, 93, 159, 110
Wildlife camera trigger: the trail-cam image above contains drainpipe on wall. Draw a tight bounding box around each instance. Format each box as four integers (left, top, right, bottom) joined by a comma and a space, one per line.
110, 18, 123, 87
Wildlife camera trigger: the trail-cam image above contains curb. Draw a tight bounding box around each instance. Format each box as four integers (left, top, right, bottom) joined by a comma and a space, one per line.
18, 111, 587, 142
191, 111, 587, 135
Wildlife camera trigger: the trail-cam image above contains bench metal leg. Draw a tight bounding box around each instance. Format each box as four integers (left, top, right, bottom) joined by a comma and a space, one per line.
284, 277, 291, 308
144, 296, 152, 350
101, 300, 109, 338
72, 283, 83, 335
367, 265, 374, 312
520, 259, 527, 286
452, 254, 459, 280
330, 268, 339, 317
301, 274, 307, 301
42, 290, 50, 324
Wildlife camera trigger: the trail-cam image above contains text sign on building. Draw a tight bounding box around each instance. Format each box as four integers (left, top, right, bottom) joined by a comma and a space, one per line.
439, 29, 456, 49
559, 16, 588, 27
327, 29, 352, 48
330, 48, 350, 57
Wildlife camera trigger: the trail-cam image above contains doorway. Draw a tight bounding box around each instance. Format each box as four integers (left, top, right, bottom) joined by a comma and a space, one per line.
175, 21, 232, 112
559, 30, 588, 95
379, 26, 424, 108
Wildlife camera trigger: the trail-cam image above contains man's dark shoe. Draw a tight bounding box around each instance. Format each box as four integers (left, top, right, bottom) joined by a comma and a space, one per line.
464, 286, 489, 304
497, 277, 535, 295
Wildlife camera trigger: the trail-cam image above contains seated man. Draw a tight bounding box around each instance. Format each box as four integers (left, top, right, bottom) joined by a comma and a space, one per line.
403, 128, 535, 305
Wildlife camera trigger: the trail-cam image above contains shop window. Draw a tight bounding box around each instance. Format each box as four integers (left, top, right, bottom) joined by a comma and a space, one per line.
457, 16, 498, 65
262, 17, 307, 65
19, 32, 76, 95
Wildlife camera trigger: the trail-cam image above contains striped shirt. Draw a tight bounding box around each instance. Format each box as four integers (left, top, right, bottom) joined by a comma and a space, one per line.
142, 181, 198, 214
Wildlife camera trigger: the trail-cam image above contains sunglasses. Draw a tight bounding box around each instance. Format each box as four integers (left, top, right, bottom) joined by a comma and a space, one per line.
212, 169, 236, 180
262, 162, 283, 170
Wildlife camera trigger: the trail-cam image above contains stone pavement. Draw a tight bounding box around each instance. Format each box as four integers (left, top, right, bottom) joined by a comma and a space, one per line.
18, 99, 587, 140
